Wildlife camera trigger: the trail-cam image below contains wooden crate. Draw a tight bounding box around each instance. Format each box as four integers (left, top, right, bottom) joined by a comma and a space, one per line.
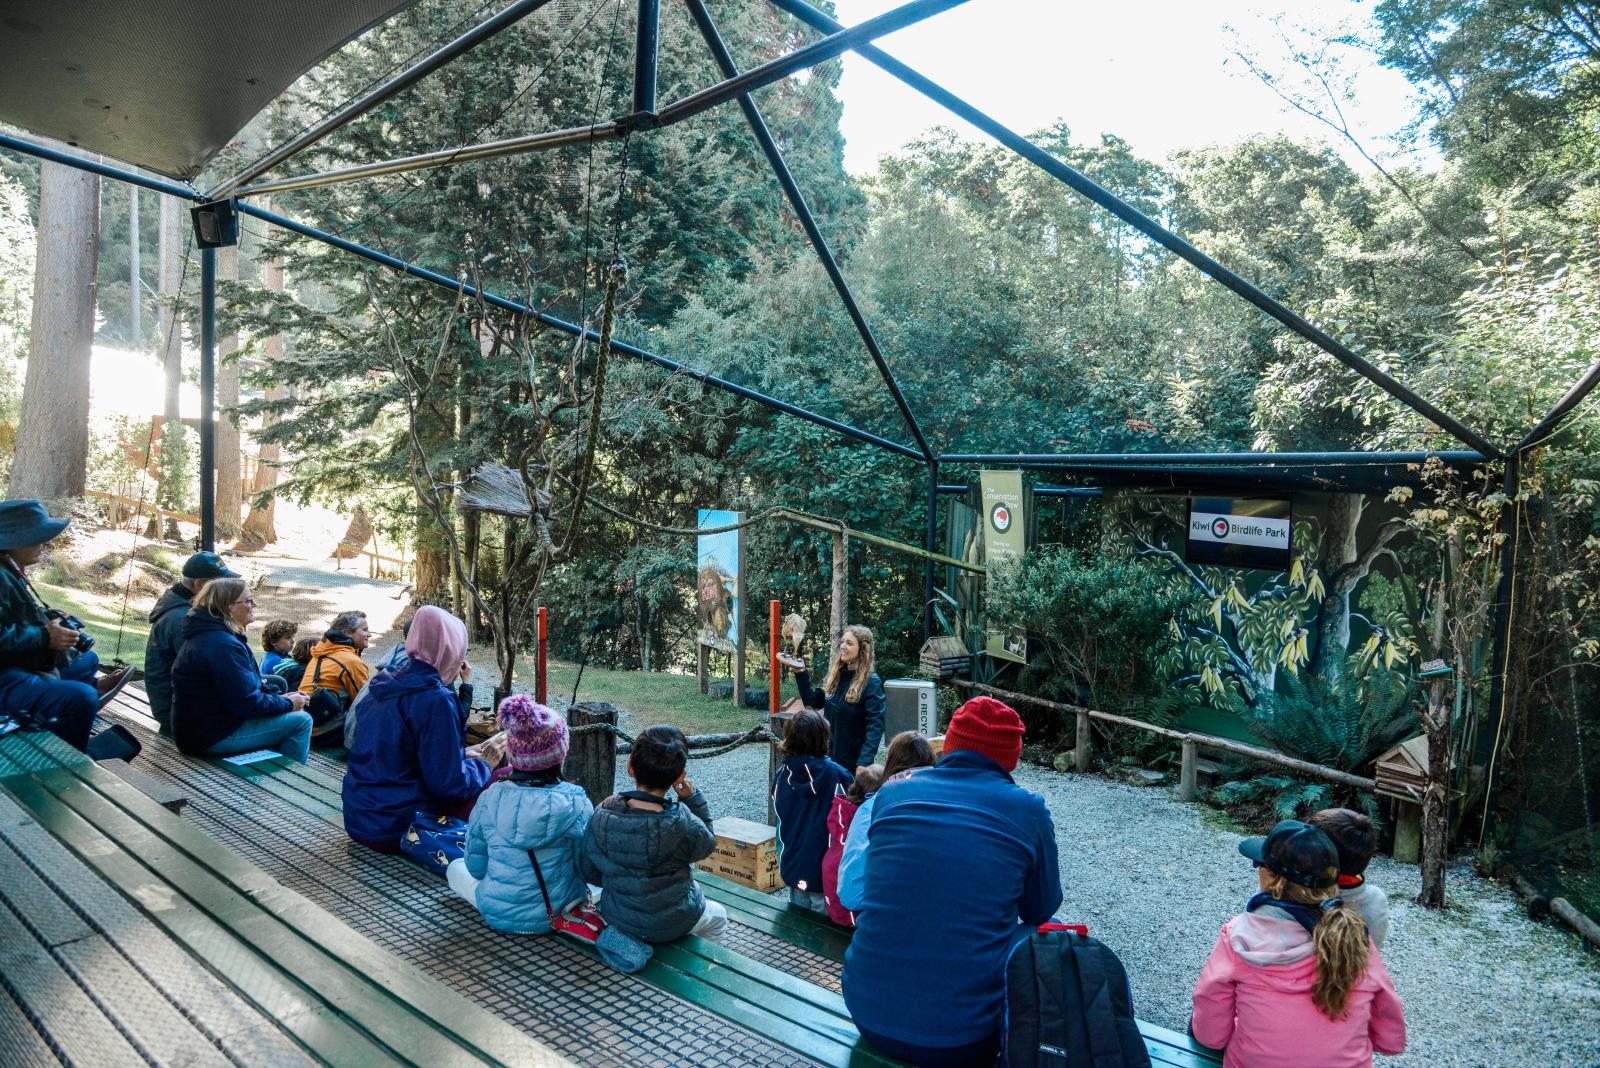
695, 816, 782, 893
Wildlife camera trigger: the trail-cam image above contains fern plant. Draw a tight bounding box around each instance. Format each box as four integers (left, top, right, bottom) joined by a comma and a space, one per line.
1234, 667, 1419, 774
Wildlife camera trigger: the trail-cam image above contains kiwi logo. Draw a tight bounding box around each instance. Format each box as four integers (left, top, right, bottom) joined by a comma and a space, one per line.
1211, 517, 1230, 539
991, 503, 1012, 533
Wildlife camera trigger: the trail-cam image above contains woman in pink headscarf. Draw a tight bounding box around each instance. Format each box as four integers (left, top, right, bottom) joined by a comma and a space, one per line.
342, 606, 502, 855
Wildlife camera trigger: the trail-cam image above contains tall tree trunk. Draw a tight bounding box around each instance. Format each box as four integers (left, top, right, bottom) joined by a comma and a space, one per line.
215, 245, 241, 540
413, 351, 456, 603
241, 204, 284, 548
1310, 493, 1364, 684
9, 150, 100, 505
1419, 556, 1454, 908
149, 194, 183, 541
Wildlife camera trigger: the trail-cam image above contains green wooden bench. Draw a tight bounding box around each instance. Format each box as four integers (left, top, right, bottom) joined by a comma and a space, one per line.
201, 743, 1220, 1068
694, 875, 1223, 1067
0, 729, 568, 1068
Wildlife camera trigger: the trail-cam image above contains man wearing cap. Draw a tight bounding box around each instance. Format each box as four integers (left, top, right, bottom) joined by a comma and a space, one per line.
0, 500, 133, 750
144, 551, 240, 734
842, 695, 1062, 1067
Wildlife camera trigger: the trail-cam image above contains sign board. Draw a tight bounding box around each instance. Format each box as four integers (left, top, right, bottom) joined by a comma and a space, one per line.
1186, 498, 1291, 572
696, 510, 742, 654
980, 470, 1028, 663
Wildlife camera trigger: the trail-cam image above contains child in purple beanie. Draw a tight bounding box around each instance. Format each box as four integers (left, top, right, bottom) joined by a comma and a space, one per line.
446, 695, 595, 934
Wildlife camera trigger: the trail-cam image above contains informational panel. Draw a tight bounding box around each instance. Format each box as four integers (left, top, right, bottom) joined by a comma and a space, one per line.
696, 510, 742, 653
1186, 498, 1292, 572
980, 470, 1028, 664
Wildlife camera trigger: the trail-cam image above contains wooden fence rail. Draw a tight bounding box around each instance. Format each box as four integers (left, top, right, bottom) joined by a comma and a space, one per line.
952, 679, 1376, 796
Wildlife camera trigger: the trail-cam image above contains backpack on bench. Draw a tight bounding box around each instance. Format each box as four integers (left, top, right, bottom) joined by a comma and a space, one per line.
305, 654, 353, 747
1004, 923, 1151, 1068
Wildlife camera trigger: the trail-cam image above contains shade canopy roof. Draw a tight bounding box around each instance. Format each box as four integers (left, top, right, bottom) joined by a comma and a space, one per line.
0, 0, 416, 180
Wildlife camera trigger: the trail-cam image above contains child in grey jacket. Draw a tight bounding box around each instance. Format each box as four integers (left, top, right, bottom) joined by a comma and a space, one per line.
1310, 807, 1391, 950
580, 724, 727, 943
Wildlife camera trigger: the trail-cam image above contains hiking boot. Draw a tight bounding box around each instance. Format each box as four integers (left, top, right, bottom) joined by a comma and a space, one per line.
95, 666, 134, 708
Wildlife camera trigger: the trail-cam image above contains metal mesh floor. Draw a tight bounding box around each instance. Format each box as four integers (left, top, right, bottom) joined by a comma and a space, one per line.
101, 696, 840, 1066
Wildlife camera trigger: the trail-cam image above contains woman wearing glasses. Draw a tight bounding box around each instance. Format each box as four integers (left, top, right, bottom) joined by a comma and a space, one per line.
171, 577, 314, 764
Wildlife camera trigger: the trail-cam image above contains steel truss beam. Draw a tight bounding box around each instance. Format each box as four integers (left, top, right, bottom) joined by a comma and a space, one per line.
210, 0, 562, 199
230, 200, 925, 460
1517, 358, 1600, 453
937, 450, 1486, 467
765, 0, 1502, 461
685, 0, 934, 462
231, 0, 969, 199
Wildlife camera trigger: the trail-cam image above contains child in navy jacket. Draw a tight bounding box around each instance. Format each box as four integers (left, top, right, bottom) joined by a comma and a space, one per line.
774, 711, 854, 912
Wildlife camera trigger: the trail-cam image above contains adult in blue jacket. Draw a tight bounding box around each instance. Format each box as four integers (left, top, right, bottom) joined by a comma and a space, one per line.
782, 624, 885, 772
343, 606, 493, 852
171, 579, 313, 762
843, 696, 1062, 1067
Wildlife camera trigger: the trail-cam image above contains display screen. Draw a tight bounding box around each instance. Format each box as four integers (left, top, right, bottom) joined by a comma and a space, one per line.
1186, 498, 1292, 572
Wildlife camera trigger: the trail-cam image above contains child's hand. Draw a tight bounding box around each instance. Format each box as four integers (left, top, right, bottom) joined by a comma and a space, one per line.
673, 777, 695, 800
459, 662, 473, 685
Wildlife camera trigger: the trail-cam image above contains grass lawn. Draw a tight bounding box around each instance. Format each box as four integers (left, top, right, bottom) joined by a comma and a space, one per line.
540, 658, 780, 736
33, 578, 152, 665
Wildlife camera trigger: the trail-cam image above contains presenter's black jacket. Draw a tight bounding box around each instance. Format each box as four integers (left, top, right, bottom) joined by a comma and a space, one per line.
794, 666, 886, 769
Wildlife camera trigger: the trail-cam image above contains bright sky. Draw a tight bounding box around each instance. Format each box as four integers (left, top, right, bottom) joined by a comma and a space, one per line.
830, 0, 1433, 175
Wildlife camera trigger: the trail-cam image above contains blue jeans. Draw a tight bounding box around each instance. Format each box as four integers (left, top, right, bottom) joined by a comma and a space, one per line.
203, 711, 314, 765
0, 651, 100, 751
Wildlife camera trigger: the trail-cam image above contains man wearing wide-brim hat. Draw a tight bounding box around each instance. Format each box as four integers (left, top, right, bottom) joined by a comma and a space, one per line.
0, 500, 132, 750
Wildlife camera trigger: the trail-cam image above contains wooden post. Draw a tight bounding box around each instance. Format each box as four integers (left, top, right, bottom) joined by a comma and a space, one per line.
831, 529, 847, 648
1393, 800, 1422, 865
536, 606, 548, 705
1075, 709, 1091, 773
697, 642, 709, 694
1180, 738, 1198, 802
769, 598, 781, 715
564, 701, 617, 808
768, 709, 793, 826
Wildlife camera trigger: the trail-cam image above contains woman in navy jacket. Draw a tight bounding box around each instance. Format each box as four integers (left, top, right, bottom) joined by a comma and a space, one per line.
781, 624, 885, 773
342, 606, 495, 852
171, 579, 313, 763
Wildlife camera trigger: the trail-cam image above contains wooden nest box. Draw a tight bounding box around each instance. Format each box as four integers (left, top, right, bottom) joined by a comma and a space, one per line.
919, 636, 970, 681
1374, 735, 1428, 803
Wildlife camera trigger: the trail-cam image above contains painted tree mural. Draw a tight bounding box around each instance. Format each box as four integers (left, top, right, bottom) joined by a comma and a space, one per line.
1119, 492, 1418, 708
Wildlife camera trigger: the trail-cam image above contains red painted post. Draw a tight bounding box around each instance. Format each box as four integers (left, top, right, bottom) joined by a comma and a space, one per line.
536, 606, 548, 705
769, 598, 781, 715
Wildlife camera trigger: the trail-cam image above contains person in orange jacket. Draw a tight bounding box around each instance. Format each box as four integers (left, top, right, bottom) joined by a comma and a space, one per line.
298, 609, 372, 703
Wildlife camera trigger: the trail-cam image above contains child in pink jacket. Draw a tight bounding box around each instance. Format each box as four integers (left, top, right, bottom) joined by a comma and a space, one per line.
1192, 820, 1406, 1068
821, 764, 881, 926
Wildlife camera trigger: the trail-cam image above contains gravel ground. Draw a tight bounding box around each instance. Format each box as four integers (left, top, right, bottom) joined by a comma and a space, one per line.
616, 728, 1600, 1068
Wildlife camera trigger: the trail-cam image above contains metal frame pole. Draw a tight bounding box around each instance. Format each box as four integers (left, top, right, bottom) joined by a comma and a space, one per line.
633, 0, 660, 120
1517, 358, 1600, 452
937, 450, 1485, 467
685, 0, 934, 461
209, 0, 561, 197
230, 0, 968, 199
924, 460, 939, 642
199, 246, 217, 551
765, 0, 1499, 460
230, 200, 924, 460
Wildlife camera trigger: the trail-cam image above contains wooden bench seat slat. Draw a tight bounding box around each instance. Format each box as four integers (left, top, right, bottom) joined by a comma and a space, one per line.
0, 901, 148, 1068
221, 759, 345, 826
16, 735, 564, 1068
699, 883, 857, 961
0, 836, 94, 948
0, 983, 62, 1068
54, 936, 235, 1068
0, 772, 403, 1068
0, 791, 320, 1067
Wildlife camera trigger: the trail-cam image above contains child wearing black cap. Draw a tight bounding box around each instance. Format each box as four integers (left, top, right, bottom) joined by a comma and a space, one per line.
1191, 819, 1406, 1066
